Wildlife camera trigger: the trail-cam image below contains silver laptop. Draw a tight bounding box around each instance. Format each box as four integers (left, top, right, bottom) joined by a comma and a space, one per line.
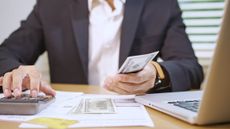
135, 0, 230, 125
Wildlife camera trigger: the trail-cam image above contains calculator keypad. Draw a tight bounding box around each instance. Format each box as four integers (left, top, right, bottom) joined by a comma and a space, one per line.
0, 94, 53, 103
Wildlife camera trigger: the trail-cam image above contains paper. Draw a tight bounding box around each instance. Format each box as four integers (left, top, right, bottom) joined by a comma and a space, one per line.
0, 92, 154, 128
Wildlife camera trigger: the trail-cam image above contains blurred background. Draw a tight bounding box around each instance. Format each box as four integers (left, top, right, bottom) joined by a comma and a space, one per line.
0, 0, 225, 82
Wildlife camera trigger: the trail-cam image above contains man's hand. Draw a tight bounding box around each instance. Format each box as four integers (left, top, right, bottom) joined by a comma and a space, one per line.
103, 63, 157, 95
0, 65, 56, 98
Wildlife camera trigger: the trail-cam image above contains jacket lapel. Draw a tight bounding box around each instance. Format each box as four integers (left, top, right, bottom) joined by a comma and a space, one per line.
119, 0, 145, 67
70, 0, 89, 78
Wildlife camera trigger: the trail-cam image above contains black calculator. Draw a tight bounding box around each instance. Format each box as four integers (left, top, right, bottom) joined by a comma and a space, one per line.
0, 94, 55, 115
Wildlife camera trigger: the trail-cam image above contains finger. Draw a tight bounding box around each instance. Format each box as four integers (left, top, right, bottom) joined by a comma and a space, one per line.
104, 75, 139, 94
2, 73, 12, 97
116, 81, 145, 94
29, 72, 41, 97
104, 83, 129, 95
40, 81, 56, 96
119, 63, 157, 84
103, 76, 129, 95
12, 69, 25, 97
117, 79, 155, 95
117, 72, 149, 84
134, 79, 155, 95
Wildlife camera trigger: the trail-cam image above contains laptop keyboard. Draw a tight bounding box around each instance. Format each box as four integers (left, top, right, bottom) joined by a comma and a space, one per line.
168, 100, 200, 112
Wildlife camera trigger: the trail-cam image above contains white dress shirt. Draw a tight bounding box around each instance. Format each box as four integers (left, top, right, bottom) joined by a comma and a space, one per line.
88, 0, 126, 86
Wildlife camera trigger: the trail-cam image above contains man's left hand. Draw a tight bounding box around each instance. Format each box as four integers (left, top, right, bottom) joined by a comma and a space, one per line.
103, 63, 157, 95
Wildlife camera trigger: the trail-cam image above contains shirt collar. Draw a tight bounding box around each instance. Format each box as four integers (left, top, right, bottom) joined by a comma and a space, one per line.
88, 0, 126, 12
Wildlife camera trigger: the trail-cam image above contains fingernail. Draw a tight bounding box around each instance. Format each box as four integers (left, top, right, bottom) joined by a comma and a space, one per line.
4, 89, 10, 97
13, 88, 21, 97
49, 88, 56, 97
52, 90, 56, 96
31, 89, 38, 97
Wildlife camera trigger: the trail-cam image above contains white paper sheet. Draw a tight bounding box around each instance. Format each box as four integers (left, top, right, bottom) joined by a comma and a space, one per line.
0, 91, 154, 128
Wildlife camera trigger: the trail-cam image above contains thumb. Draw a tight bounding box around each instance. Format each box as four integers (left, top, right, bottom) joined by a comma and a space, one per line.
40, 81, 56, 96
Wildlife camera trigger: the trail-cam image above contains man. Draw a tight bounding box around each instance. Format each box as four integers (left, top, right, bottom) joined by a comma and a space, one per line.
0, 0, 204, 98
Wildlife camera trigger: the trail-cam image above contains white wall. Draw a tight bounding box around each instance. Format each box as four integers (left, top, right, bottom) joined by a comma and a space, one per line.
0, 0, 36, 43
0, 0, 50, 82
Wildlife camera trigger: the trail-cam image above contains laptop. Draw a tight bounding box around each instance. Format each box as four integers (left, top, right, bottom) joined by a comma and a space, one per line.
135, 0, 230, 125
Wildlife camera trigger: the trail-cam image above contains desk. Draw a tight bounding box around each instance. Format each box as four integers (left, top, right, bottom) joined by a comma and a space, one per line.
1, 84, 230, 129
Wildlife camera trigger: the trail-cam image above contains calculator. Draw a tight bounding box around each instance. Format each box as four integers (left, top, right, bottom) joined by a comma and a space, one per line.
0, 94, 55, 115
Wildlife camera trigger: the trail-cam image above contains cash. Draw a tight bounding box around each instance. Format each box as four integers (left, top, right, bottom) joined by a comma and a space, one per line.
118, 51, 159, 74
71, 98, 116, 114
85, 98, 116, 114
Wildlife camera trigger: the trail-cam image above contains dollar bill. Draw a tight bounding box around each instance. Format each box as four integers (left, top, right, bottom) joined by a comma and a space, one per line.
118, 51, 159, 74
71, 98, 116, 114
84, 98, 116, 114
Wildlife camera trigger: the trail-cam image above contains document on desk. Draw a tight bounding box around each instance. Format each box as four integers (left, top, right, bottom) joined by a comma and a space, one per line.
0, 91, 154, 128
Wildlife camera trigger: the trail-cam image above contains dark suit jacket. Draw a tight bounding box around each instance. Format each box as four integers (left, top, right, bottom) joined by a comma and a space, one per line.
0, 0, 203, 91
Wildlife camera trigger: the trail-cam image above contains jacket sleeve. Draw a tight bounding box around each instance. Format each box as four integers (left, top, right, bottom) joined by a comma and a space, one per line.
0, 0, 45, 76
159, 0, 204, 91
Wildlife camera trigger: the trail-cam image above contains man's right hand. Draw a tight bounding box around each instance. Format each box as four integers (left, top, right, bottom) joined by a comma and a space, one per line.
0, 65, 56, 98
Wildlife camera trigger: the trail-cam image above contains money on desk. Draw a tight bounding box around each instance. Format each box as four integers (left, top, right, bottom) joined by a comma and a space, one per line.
85, 98, 116, 114
118, 51, 159, 74
71, 98, 116, 114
